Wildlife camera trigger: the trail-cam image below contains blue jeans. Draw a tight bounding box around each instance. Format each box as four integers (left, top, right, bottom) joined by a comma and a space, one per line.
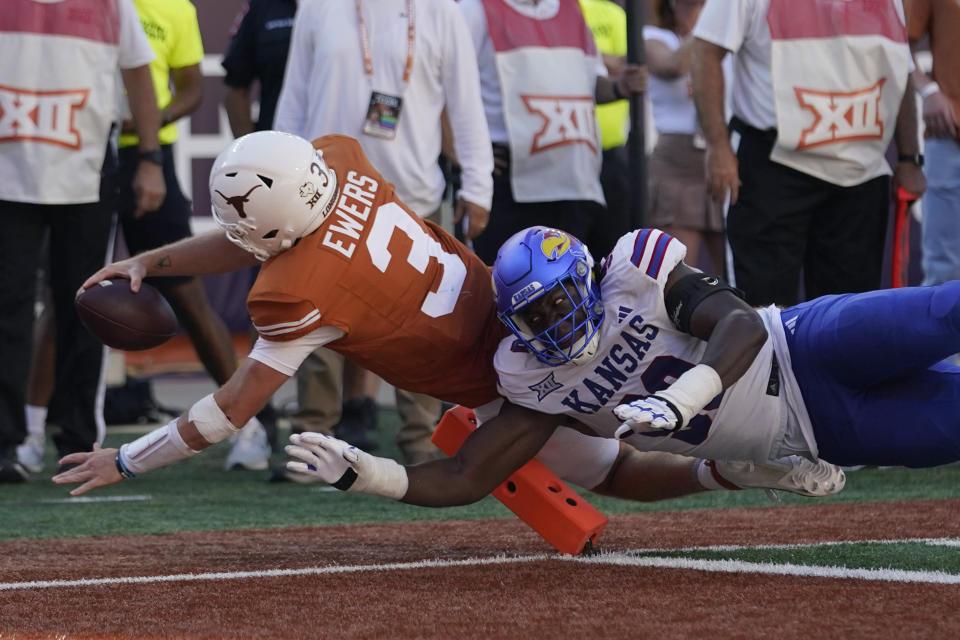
921, 137, 960, 285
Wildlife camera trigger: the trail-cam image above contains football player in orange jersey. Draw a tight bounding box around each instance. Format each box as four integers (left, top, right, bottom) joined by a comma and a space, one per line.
54, 131, 837, 506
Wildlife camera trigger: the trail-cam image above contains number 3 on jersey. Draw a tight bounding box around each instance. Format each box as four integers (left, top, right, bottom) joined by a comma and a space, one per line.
365, 202, 467, 318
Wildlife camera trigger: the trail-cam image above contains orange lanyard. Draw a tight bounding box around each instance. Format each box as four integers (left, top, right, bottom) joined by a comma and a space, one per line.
356, 0, 416, 85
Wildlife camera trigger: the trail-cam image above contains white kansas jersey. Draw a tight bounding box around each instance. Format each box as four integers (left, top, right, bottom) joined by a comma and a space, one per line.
495, 229, 793, 463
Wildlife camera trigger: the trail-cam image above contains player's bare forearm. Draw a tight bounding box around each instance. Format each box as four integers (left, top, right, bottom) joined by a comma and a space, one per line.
402, 403, 559, 507
693, 299, 766, 387
665, 263, 767, 387
144, 232, 258, 278
203, 358, 289, 448
81, 232, 257, 292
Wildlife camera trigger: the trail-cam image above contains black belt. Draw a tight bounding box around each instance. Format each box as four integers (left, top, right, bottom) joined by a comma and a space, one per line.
730, 116, 778, 142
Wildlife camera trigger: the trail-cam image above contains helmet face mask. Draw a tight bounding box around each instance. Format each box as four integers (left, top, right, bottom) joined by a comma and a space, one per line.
209, 131, 339, 261
493, 227, 604, 366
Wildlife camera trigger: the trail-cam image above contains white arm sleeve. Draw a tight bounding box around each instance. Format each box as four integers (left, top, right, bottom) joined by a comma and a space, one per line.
247, 325, 346, 376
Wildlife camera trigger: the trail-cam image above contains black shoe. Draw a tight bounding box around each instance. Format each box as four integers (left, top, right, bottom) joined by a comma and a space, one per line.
333, 397, 379, 452
0, 457, 29, 483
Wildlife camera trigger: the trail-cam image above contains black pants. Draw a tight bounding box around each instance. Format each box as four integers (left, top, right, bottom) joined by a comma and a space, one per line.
471, 145, 606, 265
117, 144, 193, 285
0, 199, 114, 458
587, 145, 632, 261
726, 118, 890, 307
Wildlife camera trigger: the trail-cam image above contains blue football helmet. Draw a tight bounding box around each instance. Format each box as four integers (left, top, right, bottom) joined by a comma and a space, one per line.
492, 227, 604, 366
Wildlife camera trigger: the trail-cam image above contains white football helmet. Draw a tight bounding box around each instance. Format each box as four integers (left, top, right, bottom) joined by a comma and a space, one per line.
209, 131, 338, 261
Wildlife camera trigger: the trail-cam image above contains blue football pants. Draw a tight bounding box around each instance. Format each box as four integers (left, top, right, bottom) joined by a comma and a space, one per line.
782, 281, 960, 467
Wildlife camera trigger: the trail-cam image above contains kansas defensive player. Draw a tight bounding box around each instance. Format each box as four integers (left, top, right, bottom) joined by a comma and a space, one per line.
491, 226, 960, 469
54, 131, 842, 507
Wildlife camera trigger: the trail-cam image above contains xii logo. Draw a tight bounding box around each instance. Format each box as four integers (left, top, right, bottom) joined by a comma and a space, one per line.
0, 85, 89, 149
794, 79, 885, 149
522, 95, 599, 154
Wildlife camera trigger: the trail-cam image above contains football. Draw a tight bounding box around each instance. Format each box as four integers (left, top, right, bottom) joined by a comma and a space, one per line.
75, 278, 178, 351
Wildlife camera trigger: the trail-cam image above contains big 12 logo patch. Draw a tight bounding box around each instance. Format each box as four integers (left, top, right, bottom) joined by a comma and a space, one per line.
794, 79, 885, 150
0, 85, 89, 148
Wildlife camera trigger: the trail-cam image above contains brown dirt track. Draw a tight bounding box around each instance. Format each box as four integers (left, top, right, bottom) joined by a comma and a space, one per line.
2, 498, 958, 639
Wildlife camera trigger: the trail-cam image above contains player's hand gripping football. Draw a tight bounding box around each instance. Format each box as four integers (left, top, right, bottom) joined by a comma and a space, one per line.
78, 256, 149, 296
284, 433, 408, 499
613, 396, 685, 439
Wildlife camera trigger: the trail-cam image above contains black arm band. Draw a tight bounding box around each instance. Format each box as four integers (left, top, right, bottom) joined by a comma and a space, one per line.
332, 468, 358, 491
664, 273, 744, 334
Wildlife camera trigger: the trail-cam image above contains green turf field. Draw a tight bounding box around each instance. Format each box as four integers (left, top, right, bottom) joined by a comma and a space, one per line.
4, 408, 960, 542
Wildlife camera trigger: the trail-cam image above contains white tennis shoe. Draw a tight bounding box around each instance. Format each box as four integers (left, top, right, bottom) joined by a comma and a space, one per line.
16, 433, 45, 474
224, 417, 271, 471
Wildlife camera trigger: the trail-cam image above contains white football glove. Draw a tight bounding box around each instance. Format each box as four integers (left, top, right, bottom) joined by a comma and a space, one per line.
614, 364, 724, 439
284, 432, 408, 500
613, 395, 684, 438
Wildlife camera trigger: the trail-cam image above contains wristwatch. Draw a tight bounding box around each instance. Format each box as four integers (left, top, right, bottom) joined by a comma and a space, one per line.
139, 148, 163, 166
898, 153, 924, 168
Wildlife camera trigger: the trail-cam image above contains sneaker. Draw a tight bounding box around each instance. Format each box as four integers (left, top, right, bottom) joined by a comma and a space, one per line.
0, 456, 29, 483
224, 417, 271, 471
713, 456, 846, 497
16, 434, 45, 473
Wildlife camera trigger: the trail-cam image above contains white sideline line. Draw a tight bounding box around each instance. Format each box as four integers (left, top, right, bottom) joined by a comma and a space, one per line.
618, 537, 960, 554
0, 554, 551, 592
4, 538, 959, 592
572, 554, 960, 585
40, 495, 153, 504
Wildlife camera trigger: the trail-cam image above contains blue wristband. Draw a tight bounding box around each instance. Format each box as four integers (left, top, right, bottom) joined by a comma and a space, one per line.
115, 449, 136, 479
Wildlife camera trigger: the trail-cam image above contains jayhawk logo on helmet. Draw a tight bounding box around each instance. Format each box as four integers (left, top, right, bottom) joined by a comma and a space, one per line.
540, 230, 571, 261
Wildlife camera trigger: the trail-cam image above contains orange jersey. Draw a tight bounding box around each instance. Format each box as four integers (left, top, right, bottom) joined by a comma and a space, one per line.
248, 135, 506, 408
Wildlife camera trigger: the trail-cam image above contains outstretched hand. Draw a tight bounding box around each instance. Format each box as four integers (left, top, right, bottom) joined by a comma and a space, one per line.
284, 432, 408, 499
285, 432, 362, 488
52, 444, 124, 496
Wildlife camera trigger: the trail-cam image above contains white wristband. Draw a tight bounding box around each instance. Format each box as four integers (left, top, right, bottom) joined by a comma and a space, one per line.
655, 364, 723, 428
188, 393, 239, 444
119, 419, 199, 475
920, 82, 941, 100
